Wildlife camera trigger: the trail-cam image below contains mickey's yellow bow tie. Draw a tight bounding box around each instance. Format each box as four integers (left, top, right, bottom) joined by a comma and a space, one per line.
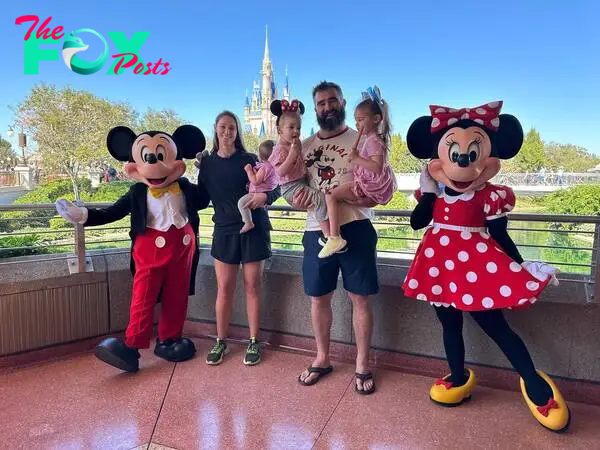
149, 182, 181, 199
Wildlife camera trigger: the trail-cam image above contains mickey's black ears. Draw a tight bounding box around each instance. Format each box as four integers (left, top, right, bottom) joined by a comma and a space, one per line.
406, 116, 438, 159
491, 114, 523, 160
297, 101, 306, 115
172, 125, 206, 160
270, 100, 282, 116
107, 126, 136, 162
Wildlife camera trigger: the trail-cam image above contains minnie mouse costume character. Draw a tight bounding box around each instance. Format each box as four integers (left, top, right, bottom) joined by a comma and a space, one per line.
403, 101, 570, 432
55, 125, 210, 372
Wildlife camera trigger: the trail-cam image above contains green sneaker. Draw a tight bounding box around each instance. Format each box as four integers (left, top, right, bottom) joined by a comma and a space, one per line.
243, 338, 261, 366
206, 339, 229, 365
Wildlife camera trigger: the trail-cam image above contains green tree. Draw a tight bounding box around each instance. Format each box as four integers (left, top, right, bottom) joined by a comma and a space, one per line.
544, 184, 600, 216
136, 107, 184, 135
503, 128, 546, 172
14, 83, 136, 199
0, 138, 18, 170
389, 133, 423, 173
544, 143, 600, 172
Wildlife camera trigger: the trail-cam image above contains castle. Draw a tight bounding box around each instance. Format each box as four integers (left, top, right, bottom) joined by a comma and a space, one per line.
243, 26, 290, 137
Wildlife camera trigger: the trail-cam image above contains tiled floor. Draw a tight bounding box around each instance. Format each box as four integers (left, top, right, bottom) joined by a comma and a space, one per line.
1, 338, 599, 450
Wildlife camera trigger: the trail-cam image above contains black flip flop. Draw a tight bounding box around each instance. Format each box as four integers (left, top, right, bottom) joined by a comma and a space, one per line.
298, 365, 334, 386
355, 372, 376, 395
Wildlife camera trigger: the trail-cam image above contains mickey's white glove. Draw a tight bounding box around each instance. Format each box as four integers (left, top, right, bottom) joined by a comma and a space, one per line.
55, 199, 88, 224
194, 149, 210, 170
521, 261, 560, 287
419, 165, 440, 195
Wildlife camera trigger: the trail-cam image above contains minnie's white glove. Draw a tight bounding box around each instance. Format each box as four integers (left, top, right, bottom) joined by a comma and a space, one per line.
419, 165, 440, 195
55, 199, 88, 224
521, 261, 560, 286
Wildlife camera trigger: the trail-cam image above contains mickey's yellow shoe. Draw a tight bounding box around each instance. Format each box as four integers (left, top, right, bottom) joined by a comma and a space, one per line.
430, 368, 476, 406
520, 370, 571, 432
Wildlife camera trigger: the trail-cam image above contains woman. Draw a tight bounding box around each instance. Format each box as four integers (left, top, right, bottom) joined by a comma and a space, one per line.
196, 111, 280, 366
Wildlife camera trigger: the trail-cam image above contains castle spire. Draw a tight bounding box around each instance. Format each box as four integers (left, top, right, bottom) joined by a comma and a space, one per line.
263, 25, 270, 62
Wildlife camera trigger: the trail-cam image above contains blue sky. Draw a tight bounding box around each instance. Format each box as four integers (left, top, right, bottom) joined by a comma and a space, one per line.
1, 0, 599, 154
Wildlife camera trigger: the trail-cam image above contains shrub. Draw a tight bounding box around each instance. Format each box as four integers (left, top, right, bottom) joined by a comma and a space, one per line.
0, 234, 52, 258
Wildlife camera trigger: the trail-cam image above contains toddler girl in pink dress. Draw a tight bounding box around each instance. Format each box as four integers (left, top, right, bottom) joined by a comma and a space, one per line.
319, 86, 397, 258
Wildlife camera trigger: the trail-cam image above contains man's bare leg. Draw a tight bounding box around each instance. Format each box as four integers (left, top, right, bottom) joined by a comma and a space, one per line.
299, 293, 333, 384
349, 292, 374, 392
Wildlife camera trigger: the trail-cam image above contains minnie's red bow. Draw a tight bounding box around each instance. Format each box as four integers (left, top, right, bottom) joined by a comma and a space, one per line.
429, 101, 503, 132
536, 398, 559, 417
281, 99, 300, 113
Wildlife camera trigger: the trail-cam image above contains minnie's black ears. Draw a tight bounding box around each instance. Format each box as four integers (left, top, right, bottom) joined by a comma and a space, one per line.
406, 116, 437, 159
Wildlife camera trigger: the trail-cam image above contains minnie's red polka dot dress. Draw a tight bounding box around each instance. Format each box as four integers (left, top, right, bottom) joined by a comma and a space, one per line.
402, 183, 551, 311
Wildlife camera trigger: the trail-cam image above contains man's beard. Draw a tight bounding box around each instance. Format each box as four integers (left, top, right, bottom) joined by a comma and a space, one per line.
317, 108, 346, 131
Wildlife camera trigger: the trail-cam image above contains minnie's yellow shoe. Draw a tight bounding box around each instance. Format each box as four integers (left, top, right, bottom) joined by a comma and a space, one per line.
520, 370, 571, 432
430, 368, 476, 406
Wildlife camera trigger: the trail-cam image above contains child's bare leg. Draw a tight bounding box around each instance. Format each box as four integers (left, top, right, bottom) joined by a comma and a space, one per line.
238, 194, 255, 233
325, 184, 358, 238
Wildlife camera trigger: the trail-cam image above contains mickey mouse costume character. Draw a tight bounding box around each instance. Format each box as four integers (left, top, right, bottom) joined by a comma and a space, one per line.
55, 125, 210, 372
403, 101, 570, 432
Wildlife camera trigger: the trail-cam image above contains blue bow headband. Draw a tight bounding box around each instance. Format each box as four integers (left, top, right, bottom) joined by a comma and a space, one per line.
361, 86, 384, 105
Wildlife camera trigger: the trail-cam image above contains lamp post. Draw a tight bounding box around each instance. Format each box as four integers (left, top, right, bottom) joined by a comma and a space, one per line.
7, 126, 27, 165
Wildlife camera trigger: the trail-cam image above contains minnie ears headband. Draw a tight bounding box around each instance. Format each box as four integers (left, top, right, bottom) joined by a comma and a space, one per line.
270, 99, 305, 116
429, 101, 503, 132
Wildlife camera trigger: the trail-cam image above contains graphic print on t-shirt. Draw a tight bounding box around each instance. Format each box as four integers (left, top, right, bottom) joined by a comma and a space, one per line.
303, 132, 356, 194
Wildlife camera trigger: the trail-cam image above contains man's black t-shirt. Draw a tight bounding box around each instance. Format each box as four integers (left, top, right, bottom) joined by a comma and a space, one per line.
198, 148, 280, 235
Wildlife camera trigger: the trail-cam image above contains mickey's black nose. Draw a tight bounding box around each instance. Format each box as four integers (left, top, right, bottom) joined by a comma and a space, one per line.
145, 153, 158, 164
457, 154, 469, 168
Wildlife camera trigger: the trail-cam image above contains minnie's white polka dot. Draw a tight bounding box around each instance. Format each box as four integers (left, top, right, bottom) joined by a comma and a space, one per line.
531, 297, 538, 304
476, 108, 487, 115
466, 271, 478, 282
440, 236, 450, 246
505, 204, 514, 211
444, 207, 449, 212
490, 192, 499, 202
449, 108, 458, 113
435, 107, 446, 113
461, 231, 472, 240
527, 281, 540, 291
461, 113, 469, 120
484, 204, 491, 214
491, 117, 500, 127
425, 248, 435, 258
496, 209, 502, 215
500, 286, 512, 297
445, 260, 455, 270
482, 297, 494, 309
449, 282, 457, 293
476, 243, 488, 253
495, 246, 503, 252
518, 298, 529, 305
444, 216, 449, 221
496, 190, 507, 199
488, 101, 500, 108
408, 279, 419, 289
510, 262, 522, 272
458, 251, 469, 262
480, 232, 490, 240
462, 294, 474, 305
431, 118, 441, 128
474, 119, 484, 125
417, 293, 428, 301
432, 227, 440, 234
429, 267, 440, 277
448, 118, 458, 126
432, 285, 443, 295
486, 262, 498, 273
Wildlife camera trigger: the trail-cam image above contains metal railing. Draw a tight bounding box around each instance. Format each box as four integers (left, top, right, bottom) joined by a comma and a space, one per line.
1, 203, 599, 302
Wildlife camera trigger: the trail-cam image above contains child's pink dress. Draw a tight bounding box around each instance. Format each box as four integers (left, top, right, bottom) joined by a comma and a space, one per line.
353, 133, 396, 205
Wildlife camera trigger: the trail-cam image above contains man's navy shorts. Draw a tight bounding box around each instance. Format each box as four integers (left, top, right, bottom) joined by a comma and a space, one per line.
302, 219, 379, 297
